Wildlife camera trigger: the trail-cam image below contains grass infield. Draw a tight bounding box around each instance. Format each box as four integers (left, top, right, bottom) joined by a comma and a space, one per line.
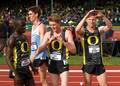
0, 53, 120, 65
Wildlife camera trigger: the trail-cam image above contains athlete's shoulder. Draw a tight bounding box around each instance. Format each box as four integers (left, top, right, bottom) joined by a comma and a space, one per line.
38, 22, 46, 29
8, 34, 16, 47
38, 22, 47, 33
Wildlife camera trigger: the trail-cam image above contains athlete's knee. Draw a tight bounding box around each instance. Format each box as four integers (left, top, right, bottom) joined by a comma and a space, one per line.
40, 79, 49, 86
84, 78, 91, 86
61, 82, 68, 86
40, 63, 47, 71
52, 82, 58, 86
99, 82, 108, 86
85, 81, 91, 86
40, 77, 47, 82
84, 77, 91, 85
39, 74, 47, 84
97, 73, 108, 86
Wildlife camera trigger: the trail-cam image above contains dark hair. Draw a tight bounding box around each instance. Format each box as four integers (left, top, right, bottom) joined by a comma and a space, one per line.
28, 6, 42, 17
15, 18, 26, 27
15, 18, 26, 34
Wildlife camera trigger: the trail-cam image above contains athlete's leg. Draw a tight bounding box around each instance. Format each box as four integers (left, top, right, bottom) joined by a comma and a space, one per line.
9, 70, 15, 78
14, 76, 23, 86
25, 78, 35, 86
60, 71, 68, 86
0, 40, 4, 52
83, 72, 92, 86
49, 73, 59, 86
38, 63, 49, 86
97, 72, 108, 86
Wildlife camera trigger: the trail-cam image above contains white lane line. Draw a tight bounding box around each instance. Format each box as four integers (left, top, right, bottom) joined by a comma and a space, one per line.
0, 81, 120, 84
69, 70, 120, 72
0, 69, 9, 72
68, 82, 120, 84
1, 75, 120, 78
1, 69, 120, 72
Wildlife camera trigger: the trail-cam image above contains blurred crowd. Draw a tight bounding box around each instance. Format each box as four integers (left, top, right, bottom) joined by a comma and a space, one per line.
0, 0, 119, 56
0, 0, 120, 26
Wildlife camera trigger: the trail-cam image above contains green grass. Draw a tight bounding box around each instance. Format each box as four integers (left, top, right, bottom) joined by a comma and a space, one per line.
0, 53, 120, 65
69, 55, 120, 65
0, 53, 5, 64
103, 57, 120, 65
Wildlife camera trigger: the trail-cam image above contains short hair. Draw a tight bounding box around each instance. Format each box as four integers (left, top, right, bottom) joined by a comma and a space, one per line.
87, 10, 98, 18
15, 18, 26, 28
47, 13, 61, 23
28, 6, 42, 17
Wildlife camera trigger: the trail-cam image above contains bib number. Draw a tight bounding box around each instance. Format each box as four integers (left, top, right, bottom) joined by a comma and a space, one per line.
89, 45, 100, 54
21, 58, 30, 67
50, 52, 62, 61
31, 42, 38, 51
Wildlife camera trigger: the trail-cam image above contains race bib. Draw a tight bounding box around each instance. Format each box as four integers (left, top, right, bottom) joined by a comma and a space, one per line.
21, 58, 30, 67
89, 45, 100, 53
50, 52, 62, 60
31, 42, 38, 51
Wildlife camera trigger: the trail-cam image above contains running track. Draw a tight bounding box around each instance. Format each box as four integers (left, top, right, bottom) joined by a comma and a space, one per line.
0, 65, 120, 86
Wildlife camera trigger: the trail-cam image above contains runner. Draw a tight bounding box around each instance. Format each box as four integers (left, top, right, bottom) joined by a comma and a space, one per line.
30, 13, 76, 86
6, 18, 35, 86
76, 9, 112, 86
28, 6, 49, 86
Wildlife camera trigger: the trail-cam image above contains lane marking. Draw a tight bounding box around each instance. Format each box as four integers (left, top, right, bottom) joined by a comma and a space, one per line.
1, 75, 120, 78
1, 69, 120, 72
0, 81, 120, 84
0, 70, 9, 72
69, 70, 120, 72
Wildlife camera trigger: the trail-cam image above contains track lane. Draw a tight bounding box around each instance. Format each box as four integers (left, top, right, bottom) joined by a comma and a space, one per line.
0, 65, 120, 86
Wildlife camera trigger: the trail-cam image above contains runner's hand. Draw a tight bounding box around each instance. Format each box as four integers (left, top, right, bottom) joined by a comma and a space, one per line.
48, 36, 55, 43
96, 10, 104, 18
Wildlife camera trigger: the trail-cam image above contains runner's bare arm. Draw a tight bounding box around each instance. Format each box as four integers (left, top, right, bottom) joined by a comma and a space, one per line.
39, 23, 47, 41
96, 10, 112, 33
30, 32, 50, 62
76, 10, 95, 36
63, 30, 76, 54
6, 36, 16, 73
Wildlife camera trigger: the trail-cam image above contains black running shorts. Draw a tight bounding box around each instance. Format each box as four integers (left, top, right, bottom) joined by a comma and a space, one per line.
48, 59, 69, 74
82, 64, 105, 75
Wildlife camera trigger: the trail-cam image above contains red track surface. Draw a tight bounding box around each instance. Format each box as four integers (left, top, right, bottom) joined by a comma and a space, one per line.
0, 65, 120, 86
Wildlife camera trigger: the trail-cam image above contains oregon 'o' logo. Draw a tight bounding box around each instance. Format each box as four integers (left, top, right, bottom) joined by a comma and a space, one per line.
87, 36, 99, 45
21, 42, 29, 52
51, 40, 62, 50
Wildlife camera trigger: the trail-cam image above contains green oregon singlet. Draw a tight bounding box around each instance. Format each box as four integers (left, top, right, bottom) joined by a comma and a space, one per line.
82, 28, 103, 65
49, 31, 69, 61
12, 33, 30, 69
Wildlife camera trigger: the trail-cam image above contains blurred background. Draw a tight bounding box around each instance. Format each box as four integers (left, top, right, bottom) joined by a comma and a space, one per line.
0, 0, 120, 65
